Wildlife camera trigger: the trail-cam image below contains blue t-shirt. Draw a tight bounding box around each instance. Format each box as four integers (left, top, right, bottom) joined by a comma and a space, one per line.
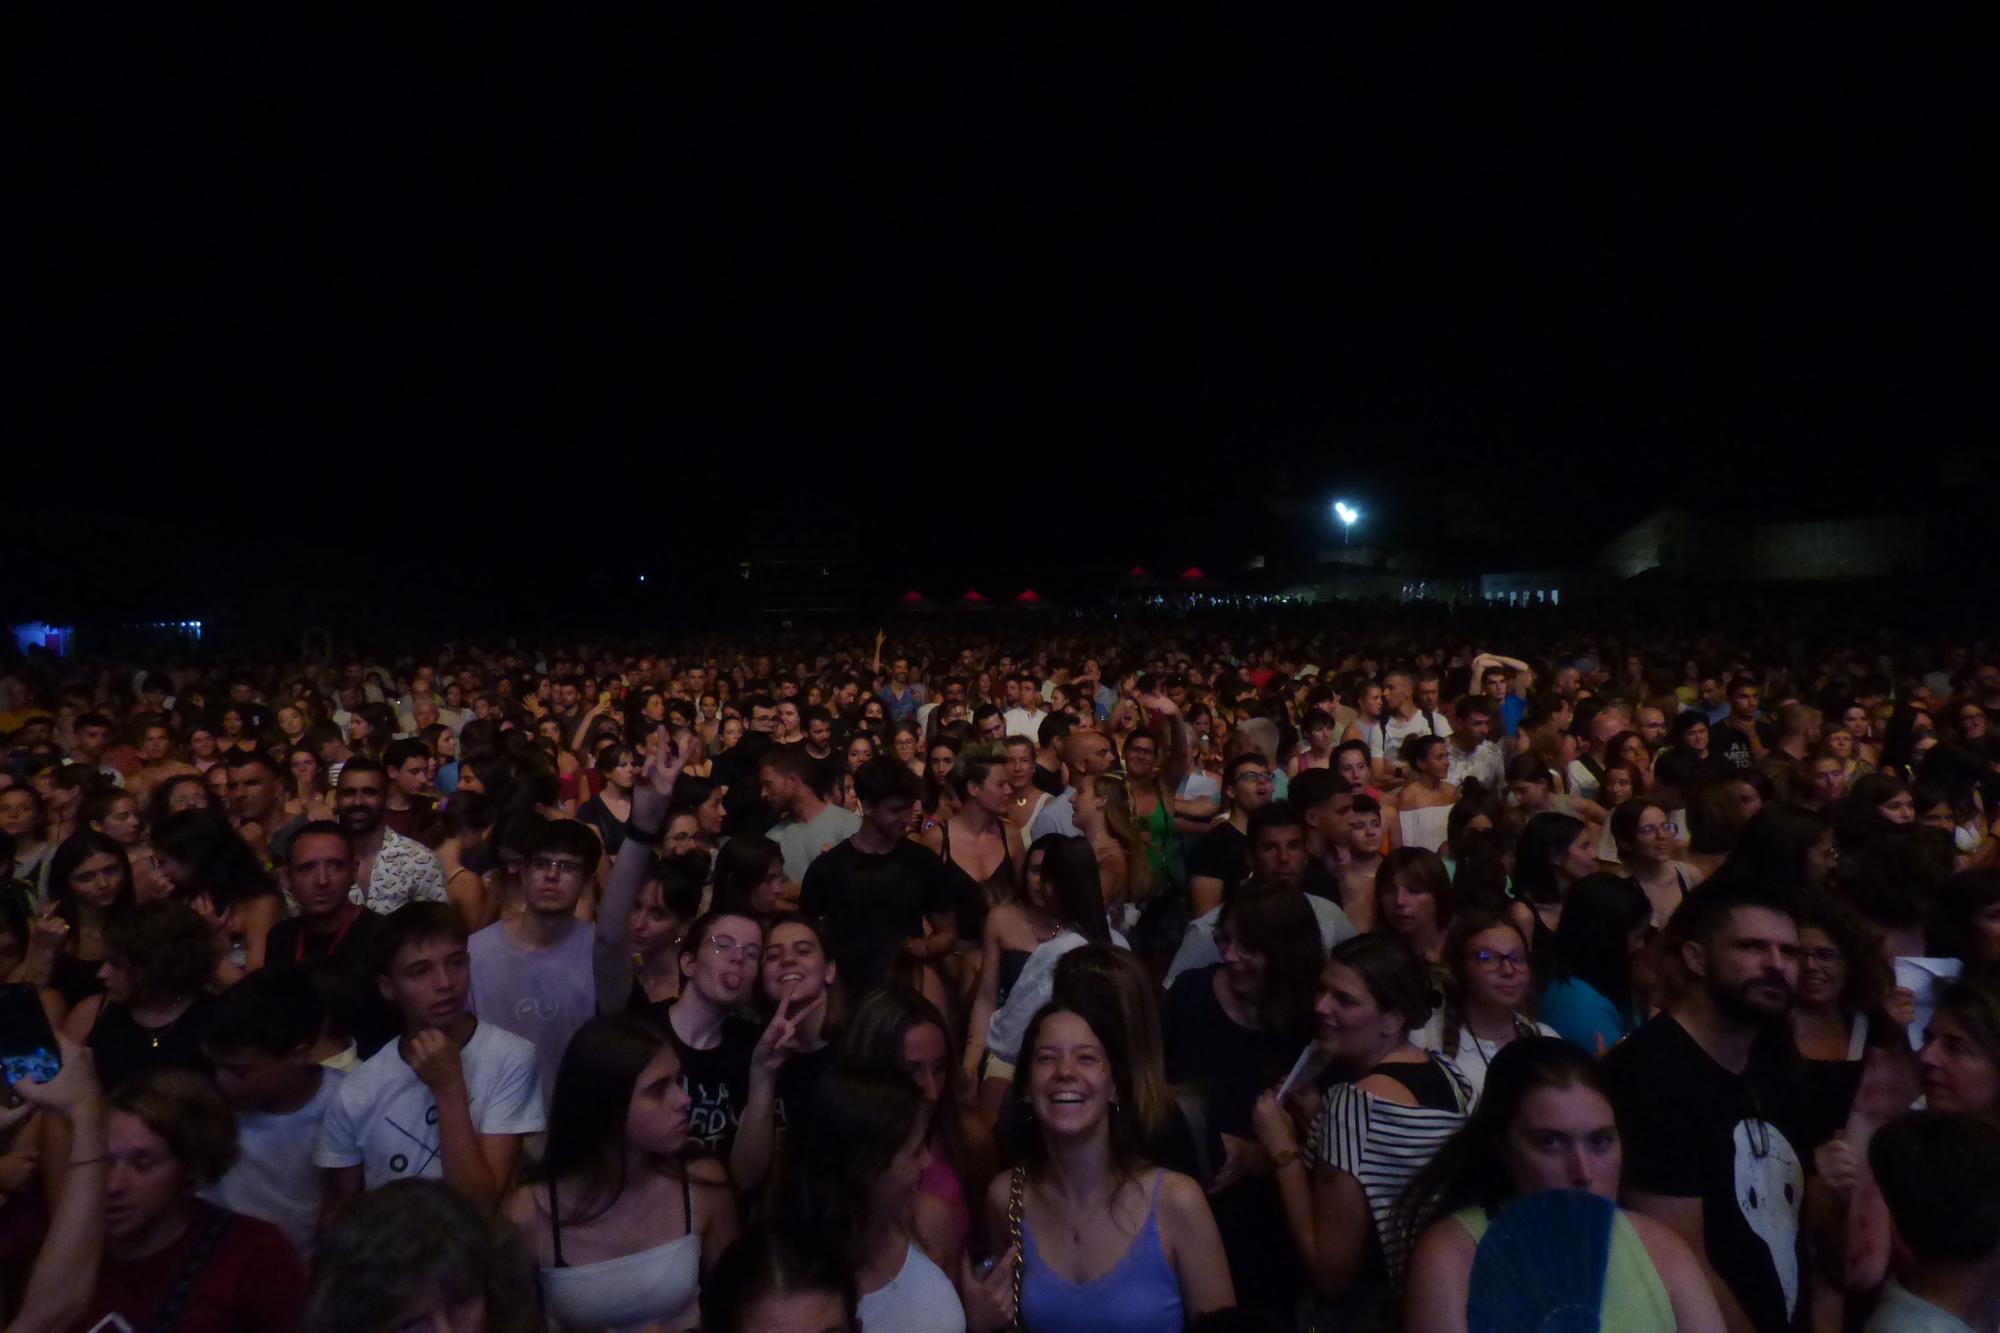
1500, 693, 1528, 738
1539, 976, 1637, 1054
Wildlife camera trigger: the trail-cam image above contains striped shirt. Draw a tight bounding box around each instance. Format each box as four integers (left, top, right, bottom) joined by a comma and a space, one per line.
1308, 1055, 1472, 1279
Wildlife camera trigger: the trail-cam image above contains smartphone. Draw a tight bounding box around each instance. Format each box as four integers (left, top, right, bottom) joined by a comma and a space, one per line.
0, 984, 61, 1087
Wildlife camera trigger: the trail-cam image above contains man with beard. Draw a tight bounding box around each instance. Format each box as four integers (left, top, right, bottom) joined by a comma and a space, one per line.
1602, 871, 1819, 1333
334, 757, 449, 915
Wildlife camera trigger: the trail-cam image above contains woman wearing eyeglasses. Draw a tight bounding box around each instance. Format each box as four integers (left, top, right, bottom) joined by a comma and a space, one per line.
659, 910, 766, 1163
1610, 799, 1704, 930
1414, 912, 1555, 1106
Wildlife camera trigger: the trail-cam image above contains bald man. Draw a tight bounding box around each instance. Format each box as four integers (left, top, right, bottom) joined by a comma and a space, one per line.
1027, 730, 1119, 840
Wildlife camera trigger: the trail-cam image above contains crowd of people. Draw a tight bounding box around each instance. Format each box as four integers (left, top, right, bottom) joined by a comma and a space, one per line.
3, 608, 2000, 1331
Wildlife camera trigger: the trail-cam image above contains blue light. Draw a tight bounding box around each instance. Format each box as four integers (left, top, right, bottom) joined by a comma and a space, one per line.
1333, 501, 1360, 527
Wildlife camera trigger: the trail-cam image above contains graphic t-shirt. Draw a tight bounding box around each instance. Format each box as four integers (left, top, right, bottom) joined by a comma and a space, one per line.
1602, 1016, 1821, 1333
467, 916, 597, 1101
662, 1005, 760, 1161
314, 1020, 545, 1187
1715, 721, 1758, 771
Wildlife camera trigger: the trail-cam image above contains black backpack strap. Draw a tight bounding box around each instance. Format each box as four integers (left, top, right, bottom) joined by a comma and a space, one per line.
154, 1206, 236, 1332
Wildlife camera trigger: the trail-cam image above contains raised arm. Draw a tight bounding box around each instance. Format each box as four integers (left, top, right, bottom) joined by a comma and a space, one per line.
594, 725, 685, 1015
1470, 651, 1529, 675
5, 1037, 107, 1333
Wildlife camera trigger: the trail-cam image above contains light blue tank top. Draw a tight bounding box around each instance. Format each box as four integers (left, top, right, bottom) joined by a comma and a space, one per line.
1020, 1170, 1183, 1333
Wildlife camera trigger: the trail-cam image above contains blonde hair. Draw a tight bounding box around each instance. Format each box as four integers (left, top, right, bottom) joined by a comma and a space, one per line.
1080, 772, 1152, 905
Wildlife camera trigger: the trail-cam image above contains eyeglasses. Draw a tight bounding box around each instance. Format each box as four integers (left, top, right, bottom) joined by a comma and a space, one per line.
1471, 948, 1528, 972
1639, 822, 1680, 838
530, 856, 587, 875
1236, 771, 1272, 785
703, 934, 763, 964
1801, 947, 1844, 966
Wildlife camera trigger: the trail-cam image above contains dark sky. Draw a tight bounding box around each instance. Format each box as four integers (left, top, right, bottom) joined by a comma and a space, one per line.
9, 10, 1984, 634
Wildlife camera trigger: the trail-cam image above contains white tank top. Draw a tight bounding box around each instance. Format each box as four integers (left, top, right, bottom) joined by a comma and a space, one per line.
540, 1232, 700, 1330
857, 1243, 965, 1333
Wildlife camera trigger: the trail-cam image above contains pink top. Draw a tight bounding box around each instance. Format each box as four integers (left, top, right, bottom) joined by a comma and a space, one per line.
918, 1134, 970, 1256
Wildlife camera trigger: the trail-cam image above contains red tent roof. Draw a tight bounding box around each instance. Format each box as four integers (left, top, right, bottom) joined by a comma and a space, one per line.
1127, 565, 1149, 578
900, 590, 927, 603
1015, 589, 1042, 602
962, 589, 986, 603
1179, 566, 1207, 581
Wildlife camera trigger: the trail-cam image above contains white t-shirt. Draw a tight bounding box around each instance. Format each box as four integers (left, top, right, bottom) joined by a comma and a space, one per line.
204, 1070, 344, 1259
314, 1020, 545, 1189
1384, 710, 1453, 758
1566, 759, 1602, 804
1002, 706, 1047, 740
1412, 1012, 1558, 1107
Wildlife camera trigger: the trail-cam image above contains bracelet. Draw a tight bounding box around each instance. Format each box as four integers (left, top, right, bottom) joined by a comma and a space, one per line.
1271, 1148, 1301, 1170
68, 1155, 111, 1168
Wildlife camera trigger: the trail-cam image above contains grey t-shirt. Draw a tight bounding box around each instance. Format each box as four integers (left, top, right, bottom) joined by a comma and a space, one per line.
767, 804, 864, 883
466, 917, 596, 1102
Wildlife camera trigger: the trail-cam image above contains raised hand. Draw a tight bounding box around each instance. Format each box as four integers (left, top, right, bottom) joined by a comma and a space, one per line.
406, 1028, 467, 1098
959, 1246, 1020, 1333
1249, 1088, 1299, 1158
1815, 1132, 1862, 1196
750, 983, 826, 1078
631, 723, 687, 829
26, 907, 69, 973
7, 1034, 102, 1118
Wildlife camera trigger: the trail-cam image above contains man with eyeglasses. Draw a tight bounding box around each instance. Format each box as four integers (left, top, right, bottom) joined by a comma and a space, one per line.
466, 821, 602, 1100
1187, 753, 1276, 915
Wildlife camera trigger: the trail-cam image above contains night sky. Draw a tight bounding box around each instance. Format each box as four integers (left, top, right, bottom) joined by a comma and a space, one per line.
10, 11, 1983, 637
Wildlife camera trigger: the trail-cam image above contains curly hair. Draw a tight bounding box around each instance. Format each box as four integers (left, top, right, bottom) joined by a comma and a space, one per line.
105, 899, 220, 1001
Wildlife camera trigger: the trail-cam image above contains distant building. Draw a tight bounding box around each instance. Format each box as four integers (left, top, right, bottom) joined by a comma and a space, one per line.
1598, 507, 1926, 581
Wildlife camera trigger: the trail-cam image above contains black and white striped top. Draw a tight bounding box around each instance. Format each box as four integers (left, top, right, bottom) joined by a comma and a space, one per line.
1308, 1054, 1472, 1280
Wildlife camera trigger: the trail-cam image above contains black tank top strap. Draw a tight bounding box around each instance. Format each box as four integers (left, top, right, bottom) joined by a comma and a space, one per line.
548, 1175, 566, 1268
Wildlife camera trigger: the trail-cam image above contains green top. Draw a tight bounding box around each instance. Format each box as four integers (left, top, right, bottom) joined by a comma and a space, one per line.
1453, 1203, 1675, 1333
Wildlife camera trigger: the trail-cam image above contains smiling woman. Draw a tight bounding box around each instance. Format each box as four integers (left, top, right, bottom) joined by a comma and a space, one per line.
995, 994, 1236, 1332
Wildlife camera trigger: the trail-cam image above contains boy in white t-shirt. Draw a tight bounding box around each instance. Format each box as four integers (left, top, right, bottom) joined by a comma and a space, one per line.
315, 901, 545, 1213
202, 966, 345, 1260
